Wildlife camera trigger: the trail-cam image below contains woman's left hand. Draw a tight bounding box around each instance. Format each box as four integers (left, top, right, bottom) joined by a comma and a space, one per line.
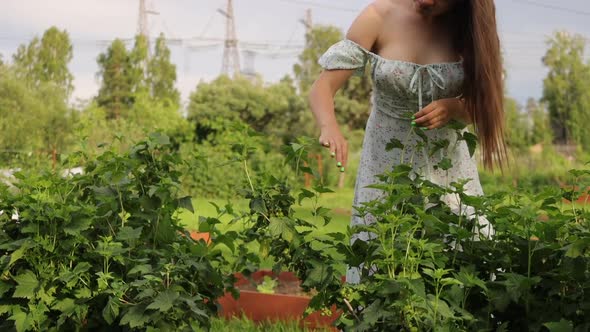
412, 98, 461, 130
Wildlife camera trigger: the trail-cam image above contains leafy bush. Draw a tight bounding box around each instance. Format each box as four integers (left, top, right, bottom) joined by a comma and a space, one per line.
235, 125, 590, 331
0, 133, 232, 331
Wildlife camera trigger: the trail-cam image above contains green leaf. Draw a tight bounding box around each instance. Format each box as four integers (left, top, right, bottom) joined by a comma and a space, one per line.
214, 234, 236, 253
8, 246, 27, 268
429, 139, 450, 157
249, 197, 268, 215
102, 296, 120, 324
178, 196, 194, 213
120, 304, 150, 328
52, 298, 76, 314
298, 189, 315, 205
146, 290, 179, 312
73, 262, 92, 275
385, 138, 404, 151
269, 217, 297, 242
13, 270, 39, 299
0, 282, 12, 298
302, 262, 330, 287
9, 310, 31, 332
117, 226, 143, 242
463, 132, 478, 157
437, 158, 453, 171
313, 185, 334, 194
544, 319, 573, 332
128, 264, 153, 277
434, 298, 454, 318
75, 287, 92, 299
447, 119, 467, 130
0, 305, 13, 315
64, 218, 92, 236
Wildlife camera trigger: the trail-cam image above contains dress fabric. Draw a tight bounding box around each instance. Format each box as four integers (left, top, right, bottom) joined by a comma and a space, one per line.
318, 39, 494, 284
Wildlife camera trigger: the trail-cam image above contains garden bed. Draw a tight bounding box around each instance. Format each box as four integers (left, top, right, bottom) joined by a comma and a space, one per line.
218, 270, 340, 331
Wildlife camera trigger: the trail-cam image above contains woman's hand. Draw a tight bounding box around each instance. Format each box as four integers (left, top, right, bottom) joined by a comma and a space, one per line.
412, 97, 466, 130
318, 125, 348, 172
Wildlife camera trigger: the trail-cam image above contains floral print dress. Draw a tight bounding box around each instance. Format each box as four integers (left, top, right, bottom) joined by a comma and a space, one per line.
318, 39, 494, 284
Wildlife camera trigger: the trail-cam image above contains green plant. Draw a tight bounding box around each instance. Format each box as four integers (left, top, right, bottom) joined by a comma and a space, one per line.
0, 132, 233, 331
320, 122, 590, 331
256, 276, 278, 294
230, 122, 590, 331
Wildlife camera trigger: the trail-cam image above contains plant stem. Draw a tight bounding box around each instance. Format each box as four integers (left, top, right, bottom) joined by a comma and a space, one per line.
243, 159, 255, 194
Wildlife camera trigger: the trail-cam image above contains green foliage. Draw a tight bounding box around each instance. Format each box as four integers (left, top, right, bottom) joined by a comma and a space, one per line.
480, 144, 579, 194
183, 76, 308, 198
0, 66, 73, 166
0, 134, 233, 331
148, 33, 180, 109
542, 30, 590, 148
128, 35, 150, 96
526, 98, 553, 146
187, 75, 308, 141
322, 134, 590, 330
97, 34, 180, 120
504, 97, 529, 150
13, 26, 74, 96
256, 276, 278, 294
225, 124, 590, 331
97, 39, 134, 119
73, 92, 190, 159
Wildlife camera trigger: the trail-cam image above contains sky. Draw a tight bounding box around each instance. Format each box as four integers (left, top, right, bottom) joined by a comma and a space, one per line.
1, 0, 589, 107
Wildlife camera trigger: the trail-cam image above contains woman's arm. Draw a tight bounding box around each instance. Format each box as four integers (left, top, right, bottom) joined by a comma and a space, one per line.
308, 2, 383, 168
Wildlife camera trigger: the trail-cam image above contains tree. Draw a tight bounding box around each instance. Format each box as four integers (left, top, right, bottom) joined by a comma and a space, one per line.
96, 39, 134, 119
525, 98, 552, 145
148, 33, 180, 108
542, 30, 590, 148
0, 67, 72, 166
293, 25, 373, 131
13, 26, 73, 96
97, 34, 181, 119
128, 34, 149, 95
503, 97, 528, 150
187, 75, 306, 143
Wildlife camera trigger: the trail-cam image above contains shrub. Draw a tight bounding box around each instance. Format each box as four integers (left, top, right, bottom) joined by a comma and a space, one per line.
0, 133, 232, 331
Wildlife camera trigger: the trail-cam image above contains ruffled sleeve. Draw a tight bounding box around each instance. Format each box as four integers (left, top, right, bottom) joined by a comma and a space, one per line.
318, 39, 371, 77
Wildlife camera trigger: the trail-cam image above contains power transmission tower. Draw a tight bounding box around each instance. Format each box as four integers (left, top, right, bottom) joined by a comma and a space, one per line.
137, 0, 159, 52
302, 8, 313, 38
299, 9, 313, 89
218, 0, 241, 78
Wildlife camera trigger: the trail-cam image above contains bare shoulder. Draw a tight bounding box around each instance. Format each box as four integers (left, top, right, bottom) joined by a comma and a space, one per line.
345, 0, 393, 51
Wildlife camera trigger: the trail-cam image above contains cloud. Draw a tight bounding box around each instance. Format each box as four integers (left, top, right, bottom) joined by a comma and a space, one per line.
2, 0, 136, 39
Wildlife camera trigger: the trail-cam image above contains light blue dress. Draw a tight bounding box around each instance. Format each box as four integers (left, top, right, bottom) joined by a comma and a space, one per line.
318, 39, 494, 284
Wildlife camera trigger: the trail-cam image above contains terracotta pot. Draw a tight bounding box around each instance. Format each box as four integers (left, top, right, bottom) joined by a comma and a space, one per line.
218, 270, 341, 331
189, 231, 211, 244
559, 185, 590, 205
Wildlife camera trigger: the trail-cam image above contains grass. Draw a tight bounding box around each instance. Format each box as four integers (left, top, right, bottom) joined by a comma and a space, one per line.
202, 316, 332, 332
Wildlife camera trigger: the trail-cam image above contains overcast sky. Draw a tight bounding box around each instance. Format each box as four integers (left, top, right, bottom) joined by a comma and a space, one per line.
1, 0, 589, 107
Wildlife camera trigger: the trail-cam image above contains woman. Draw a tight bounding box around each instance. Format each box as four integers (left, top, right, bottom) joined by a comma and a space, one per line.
308, 0, 507, 283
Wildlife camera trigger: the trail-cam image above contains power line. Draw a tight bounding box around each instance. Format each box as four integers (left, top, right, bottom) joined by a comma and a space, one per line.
512, 0, 590, 17
274, 0, 358, 13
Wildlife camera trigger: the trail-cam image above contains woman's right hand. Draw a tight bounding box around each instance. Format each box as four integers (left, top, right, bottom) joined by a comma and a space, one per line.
319, 125, 348, 172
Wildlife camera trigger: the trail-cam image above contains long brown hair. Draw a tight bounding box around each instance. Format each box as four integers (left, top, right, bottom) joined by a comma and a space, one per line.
452, 0, 509, 173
